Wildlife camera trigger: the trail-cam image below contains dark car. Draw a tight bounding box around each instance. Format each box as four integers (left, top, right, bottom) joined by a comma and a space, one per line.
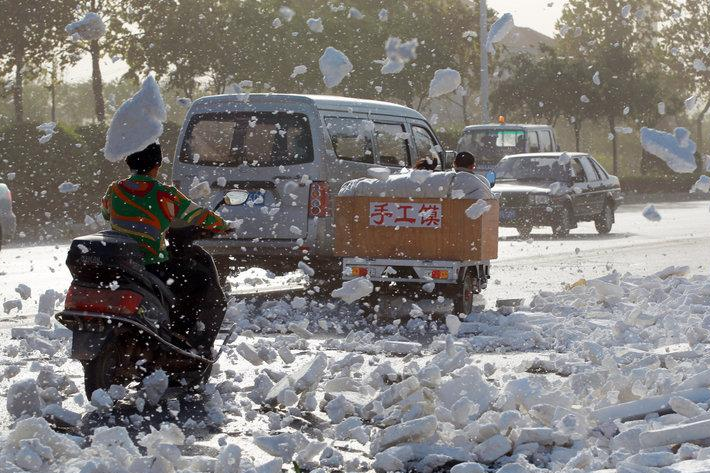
493, 153, 622, 237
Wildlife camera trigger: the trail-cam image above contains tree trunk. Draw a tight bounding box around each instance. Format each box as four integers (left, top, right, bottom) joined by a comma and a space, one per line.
461, 89, 469, 124
696, 100, 710, 157
13, 45, 24, 123
416, 95, 425, 111
90, 40, 105, 124
50, 70, 57, 124
609, 116, 618, 175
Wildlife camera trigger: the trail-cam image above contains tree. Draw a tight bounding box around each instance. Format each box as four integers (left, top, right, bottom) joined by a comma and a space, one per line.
556, 0, 666, 174
0, 0, 78, 123
491, 47, 600, 151
662, 0, 710, 155
65, 1, 125, 123
115, 0, 494, 119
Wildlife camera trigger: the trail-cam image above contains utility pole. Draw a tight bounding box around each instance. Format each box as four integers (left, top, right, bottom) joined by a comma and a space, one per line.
480, 0, 489, 123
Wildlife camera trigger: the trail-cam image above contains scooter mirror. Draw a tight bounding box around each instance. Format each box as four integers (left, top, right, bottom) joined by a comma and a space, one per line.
223, 190, 250, 206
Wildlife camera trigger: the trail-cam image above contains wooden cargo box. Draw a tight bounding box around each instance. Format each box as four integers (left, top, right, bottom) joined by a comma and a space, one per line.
335, 196, 499, 261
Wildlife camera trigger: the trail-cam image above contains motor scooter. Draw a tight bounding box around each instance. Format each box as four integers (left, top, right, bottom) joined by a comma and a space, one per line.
56, 193, 244, 397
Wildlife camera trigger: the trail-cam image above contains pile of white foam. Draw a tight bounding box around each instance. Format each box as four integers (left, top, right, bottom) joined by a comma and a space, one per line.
338, 167, 491, 200
3, 268, 710, 472
240, 268, 710, 472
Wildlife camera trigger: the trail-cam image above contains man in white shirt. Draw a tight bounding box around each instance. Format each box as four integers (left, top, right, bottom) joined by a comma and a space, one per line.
451, 151, 494, 200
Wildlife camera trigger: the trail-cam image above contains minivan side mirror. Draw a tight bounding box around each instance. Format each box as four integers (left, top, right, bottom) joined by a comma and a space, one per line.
485, 170, 496, 188
444, 150, 456, 169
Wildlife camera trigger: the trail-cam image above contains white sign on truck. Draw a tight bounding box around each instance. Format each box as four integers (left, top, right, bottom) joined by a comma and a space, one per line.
368, 202, 443, 228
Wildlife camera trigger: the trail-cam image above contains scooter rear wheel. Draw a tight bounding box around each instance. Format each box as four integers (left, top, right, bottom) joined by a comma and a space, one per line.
82, 335, 143, 398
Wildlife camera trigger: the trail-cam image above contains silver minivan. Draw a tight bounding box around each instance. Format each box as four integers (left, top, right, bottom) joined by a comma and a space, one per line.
171, 94, 445, 283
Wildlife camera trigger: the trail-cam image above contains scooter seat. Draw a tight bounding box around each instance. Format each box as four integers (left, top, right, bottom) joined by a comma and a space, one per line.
67, 231, 176, 308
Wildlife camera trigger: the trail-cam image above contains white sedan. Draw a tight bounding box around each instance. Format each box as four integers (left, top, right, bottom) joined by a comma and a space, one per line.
0, 183, 16, 250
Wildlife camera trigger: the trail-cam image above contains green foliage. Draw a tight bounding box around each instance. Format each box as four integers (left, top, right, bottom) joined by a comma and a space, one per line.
492, 46, 598, 125
113, 0, 492, 110
554, 0, 673, 172
1, 121, 180, 240
0, 0, 80, 121
660, 0, 710, 153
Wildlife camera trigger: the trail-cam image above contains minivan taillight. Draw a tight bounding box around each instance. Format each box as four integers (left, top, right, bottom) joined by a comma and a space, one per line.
65, 284, 142, 316
308, 182, 330, 217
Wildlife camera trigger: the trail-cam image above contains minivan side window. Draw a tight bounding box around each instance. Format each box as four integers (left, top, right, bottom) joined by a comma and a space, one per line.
412, 125, 441, 167
324, 117, 374, 164
539, 131, 553, 152
374, 122, 410, 167
527, 131, 540, 152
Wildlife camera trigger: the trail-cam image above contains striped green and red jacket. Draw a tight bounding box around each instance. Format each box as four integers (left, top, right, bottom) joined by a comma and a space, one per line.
101, 175, 228, 265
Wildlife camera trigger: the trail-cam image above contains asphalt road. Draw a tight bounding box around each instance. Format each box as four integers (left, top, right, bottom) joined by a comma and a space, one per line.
1, 199, 708, 315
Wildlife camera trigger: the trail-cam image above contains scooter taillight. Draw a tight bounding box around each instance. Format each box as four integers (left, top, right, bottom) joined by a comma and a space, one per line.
308, 182, 330, 218
65, 285, 143, 316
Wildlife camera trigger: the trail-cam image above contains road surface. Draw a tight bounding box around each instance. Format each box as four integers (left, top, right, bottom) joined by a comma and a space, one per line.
0, 199, 707, 462
1, 200, 707, 314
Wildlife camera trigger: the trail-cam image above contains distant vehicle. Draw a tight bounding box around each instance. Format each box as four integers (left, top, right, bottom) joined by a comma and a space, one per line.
493, 153, 622, 237
0, 183, 17, 251
457, 121, 559, 172
172, 93, 447, 285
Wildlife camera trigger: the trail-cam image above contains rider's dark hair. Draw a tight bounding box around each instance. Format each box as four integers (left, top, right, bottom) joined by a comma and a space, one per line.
126, 143, 162, 174
454, 151, 476, 169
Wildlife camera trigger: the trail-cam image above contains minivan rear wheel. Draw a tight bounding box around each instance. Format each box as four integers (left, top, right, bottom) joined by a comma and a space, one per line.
516, 224, 532, 238
213, 256, 234, 290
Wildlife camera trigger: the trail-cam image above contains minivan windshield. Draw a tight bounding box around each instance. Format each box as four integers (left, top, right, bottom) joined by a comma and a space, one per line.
495, 156, 569, 182
180, 111, 314, 167
458, 128, 526, 163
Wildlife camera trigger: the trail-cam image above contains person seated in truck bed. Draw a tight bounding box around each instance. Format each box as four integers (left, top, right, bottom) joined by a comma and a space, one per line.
451, 151, 493, 200
338, 152, 494, 200
414, 157, 439, 171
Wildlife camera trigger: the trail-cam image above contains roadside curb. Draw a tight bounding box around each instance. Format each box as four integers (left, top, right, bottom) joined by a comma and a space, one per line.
622, 192, 710, 205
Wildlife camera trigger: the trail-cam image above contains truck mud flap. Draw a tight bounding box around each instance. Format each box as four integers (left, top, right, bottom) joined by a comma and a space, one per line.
71, 332, 110, 361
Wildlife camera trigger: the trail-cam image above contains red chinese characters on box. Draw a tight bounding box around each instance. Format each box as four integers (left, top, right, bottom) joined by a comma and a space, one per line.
368, 202, 442, 228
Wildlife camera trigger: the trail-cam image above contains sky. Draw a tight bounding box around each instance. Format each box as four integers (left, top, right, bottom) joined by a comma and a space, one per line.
487, 0, 564, 37
64, 0, 565, 83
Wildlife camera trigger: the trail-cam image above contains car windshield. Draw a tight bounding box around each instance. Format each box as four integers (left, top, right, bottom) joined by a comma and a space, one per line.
180, 111, 314, 167
495, 156, 569, 181
458, 129, 526, 163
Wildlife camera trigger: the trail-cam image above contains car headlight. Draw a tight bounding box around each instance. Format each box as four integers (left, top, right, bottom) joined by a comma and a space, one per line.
529, 194, 551, 205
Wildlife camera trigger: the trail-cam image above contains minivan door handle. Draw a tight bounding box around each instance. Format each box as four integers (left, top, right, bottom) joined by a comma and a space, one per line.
273, 175, 302, 181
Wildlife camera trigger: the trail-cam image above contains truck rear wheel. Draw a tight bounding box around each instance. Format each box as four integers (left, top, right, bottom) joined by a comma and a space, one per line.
444, 271, 476, 315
